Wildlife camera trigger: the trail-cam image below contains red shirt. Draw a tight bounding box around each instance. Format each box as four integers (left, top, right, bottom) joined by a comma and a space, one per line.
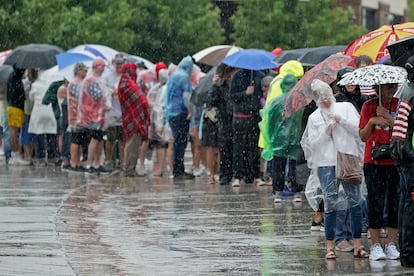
359, 97, 398, 165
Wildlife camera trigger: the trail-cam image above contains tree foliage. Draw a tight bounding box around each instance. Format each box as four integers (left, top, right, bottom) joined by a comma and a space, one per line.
0, 0, 369, 64
231, 0, 366, 51
0, 0, 224, 63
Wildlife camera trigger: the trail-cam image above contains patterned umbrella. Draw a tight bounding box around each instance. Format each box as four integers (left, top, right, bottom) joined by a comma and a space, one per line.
337, 64, 407, 86
283, 54, 351, 117
344, 22, 414, 64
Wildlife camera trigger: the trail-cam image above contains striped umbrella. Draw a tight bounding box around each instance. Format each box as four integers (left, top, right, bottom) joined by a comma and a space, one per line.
344, 22, 414, 63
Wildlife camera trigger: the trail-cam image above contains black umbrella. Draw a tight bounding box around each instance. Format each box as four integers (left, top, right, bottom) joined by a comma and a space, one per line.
273, 48, 310, 64
298, 45, 346, 66
4, 43, 63, 69
0, 64, 13, 97
190, 67, 216, 106
386, 35, 414, 67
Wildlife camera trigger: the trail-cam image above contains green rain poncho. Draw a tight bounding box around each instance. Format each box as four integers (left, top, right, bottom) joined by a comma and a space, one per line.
259, 73, 304, 161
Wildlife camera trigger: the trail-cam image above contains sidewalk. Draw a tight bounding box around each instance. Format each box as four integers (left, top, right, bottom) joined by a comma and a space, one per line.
0, 164, 413, 275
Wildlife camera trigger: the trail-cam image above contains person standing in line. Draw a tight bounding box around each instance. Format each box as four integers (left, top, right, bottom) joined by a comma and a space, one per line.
103, 53, 125, 170
78, 58, 110, 174
7, 66, 30, 165
260, 73, 303, 202
209, 64, 236, 185
66, 63, 89, 172
118, 63, 150, 177
391, 55, 414, 267
359, 82, 400, 261
20, 68, 38, 164
333, 67, 370, 252
166, 56, 195, 180
149, 67, 170, 176
230, 67, 264, 187
301, 79, 367, 260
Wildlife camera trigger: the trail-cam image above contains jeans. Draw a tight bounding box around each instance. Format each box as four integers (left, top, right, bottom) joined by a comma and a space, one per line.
318, 166, 362, 241
169, 114, 190, 176
1, 101, 10, 158
34, 134, 58, 160
398, 166, 414, 267
335, 208, 352, 244
61, 131, 71, 161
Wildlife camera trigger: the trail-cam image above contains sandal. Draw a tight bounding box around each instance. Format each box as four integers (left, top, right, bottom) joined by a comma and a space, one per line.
354, 246, 369, 258
326, 249, 336, 260
208, 176, 216, 184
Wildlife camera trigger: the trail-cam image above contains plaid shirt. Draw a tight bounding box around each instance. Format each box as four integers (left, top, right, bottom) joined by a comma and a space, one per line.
118, 74, 150, 141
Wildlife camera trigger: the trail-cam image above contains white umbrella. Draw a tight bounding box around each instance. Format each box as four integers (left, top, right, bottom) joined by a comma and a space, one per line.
337, 64, 407, 86
338, 64, 407, 105
193, 45, 242, 66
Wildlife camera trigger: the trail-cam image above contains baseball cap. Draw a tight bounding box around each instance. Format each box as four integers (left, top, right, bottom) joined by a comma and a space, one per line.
136, 61, 148, 69
73, 62, 88, 74
113, 53, 125, 64
92, 58, 106, 67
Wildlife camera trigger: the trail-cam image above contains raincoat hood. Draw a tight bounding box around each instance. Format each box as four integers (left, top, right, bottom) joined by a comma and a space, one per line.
311, 79, 336, 108
121, 63, 138, 83
158, 69, 168, 85
280, 73, 297, 94
177, 56, 193, 75
279, 60, 304, 79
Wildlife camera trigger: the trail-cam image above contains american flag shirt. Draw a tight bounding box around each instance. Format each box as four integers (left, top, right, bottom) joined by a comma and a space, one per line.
78, 75, 108, 130
67, 77, 83, 131
392, 81, 414, 165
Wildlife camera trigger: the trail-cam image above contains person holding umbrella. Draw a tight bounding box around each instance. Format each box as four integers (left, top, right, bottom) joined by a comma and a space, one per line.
229, 67, 265, 187
359, 82, 400, 261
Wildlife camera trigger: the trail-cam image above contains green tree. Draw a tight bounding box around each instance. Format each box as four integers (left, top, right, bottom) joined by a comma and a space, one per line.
409, 0, 414, 22
127, 0, 224, 63
231, 0, 366, 51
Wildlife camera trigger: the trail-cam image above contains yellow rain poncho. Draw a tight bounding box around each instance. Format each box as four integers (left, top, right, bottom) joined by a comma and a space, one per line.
258, 60, 304, 148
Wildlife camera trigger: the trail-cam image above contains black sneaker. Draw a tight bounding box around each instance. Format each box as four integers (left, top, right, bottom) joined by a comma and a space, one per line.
97, 166, 112, 174
85, 167, 99, 175
174, 172, 195, 180
67, 166, 85, 173
311, 220, 324, 231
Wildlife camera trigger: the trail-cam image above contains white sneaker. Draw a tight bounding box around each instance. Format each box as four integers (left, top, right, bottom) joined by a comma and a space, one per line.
385, 242, 400, 260
370, 243, 387, 261
231, 179, 241, 187
193, 167, 203, 177
136, 165, 147, 176
8, 157, 30, 166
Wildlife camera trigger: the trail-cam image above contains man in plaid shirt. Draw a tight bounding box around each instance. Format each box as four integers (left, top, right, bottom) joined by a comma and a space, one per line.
118, 63, 150, 177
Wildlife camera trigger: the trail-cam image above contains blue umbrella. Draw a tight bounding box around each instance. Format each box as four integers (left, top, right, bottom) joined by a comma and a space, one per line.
56, 52, 94, 70
221, 49, 278, 70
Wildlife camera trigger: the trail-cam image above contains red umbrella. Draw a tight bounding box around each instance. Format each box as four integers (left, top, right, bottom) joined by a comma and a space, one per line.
283, 54, 352, 117
344, 22, 414, 64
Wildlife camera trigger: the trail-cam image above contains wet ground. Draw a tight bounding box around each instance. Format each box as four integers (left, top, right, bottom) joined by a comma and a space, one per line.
1, 164, 414, 275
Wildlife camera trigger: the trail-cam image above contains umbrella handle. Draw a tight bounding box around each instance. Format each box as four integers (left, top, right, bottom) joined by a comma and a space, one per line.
379, 85, 382, 106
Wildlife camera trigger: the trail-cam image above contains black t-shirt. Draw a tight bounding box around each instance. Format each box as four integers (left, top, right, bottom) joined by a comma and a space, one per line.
6, 70, 25, 110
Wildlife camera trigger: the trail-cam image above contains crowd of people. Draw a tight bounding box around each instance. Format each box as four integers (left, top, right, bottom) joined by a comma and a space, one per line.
0, 51, 414, 267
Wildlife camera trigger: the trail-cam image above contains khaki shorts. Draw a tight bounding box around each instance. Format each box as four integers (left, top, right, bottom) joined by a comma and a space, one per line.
7, 106, 24, 128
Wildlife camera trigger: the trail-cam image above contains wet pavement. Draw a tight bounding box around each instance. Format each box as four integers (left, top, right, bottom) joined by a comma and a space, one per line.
1, 164, 414, 275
